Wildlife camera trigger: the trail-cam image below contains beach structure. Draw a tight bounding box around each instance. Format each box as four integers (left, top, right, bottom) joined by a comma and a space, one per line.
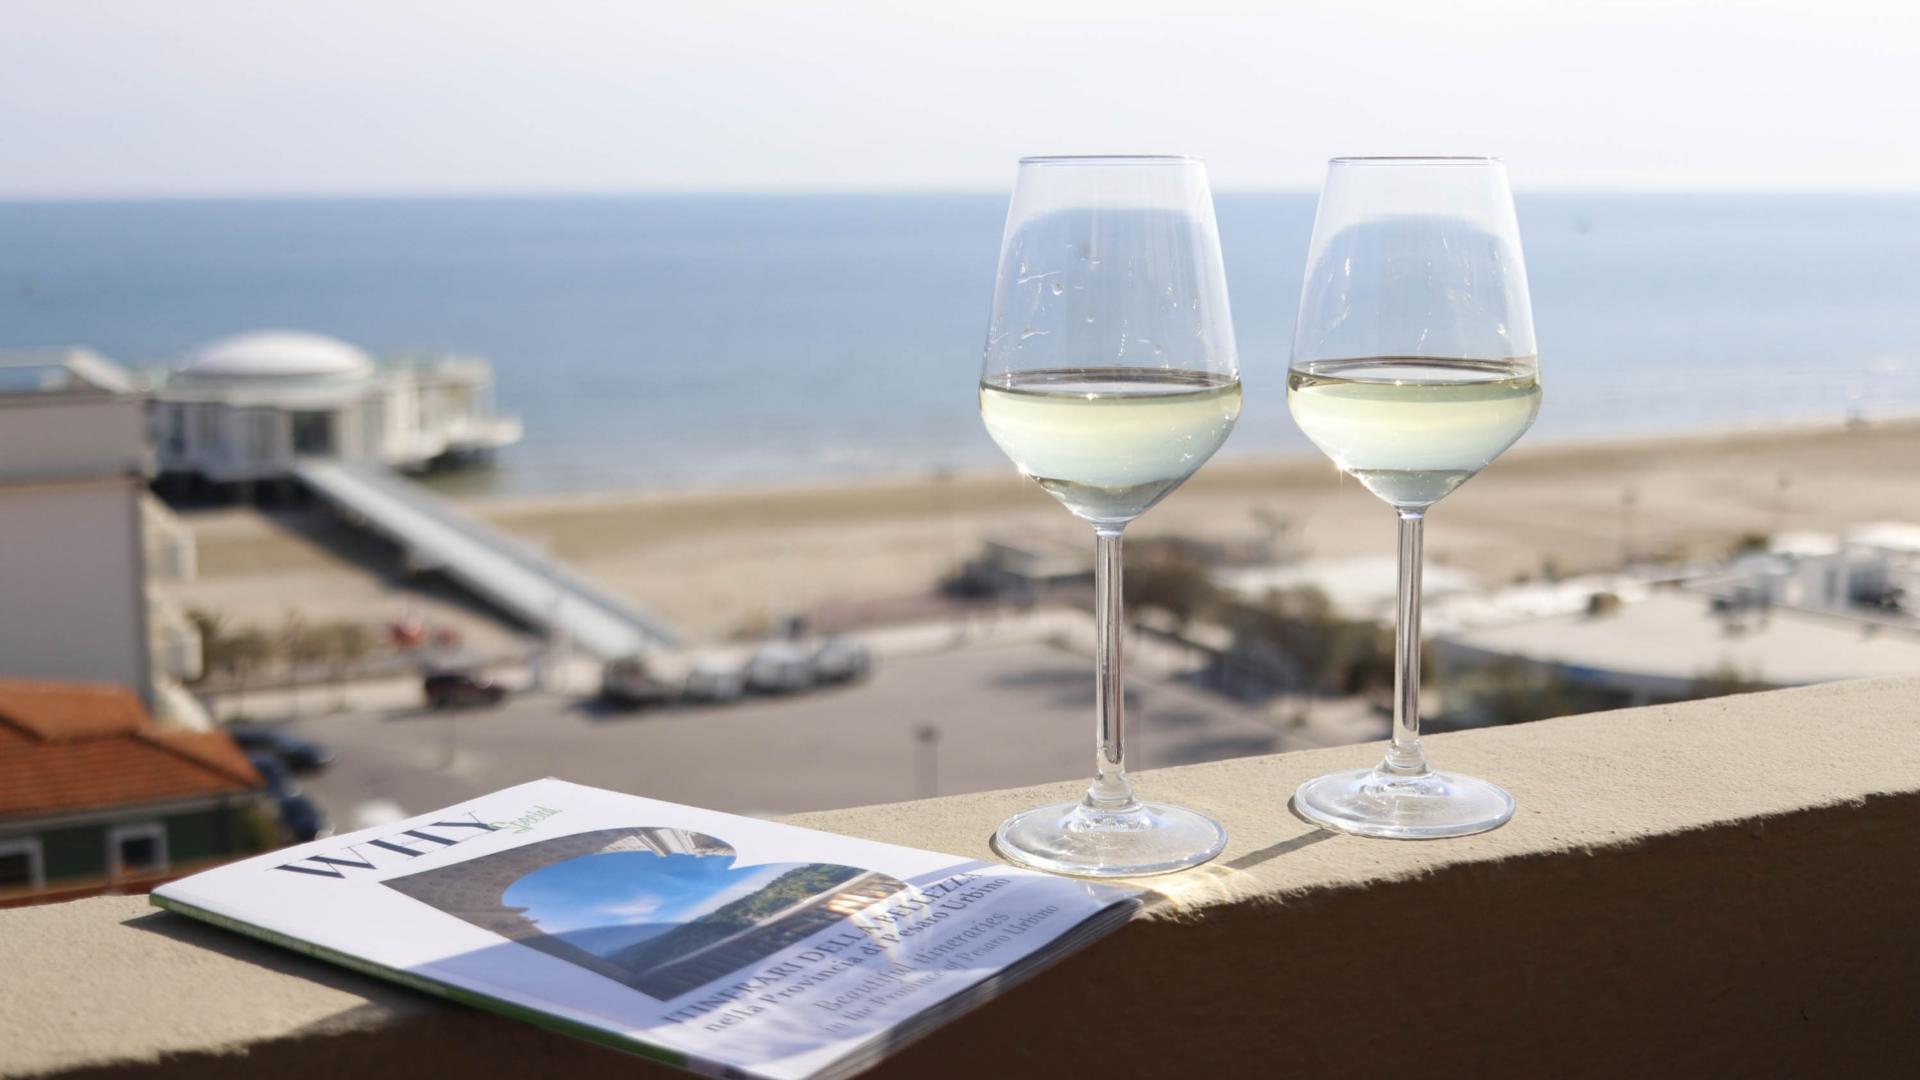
951, 534, 1095, 597
1681, 523, 1920, 616
296, 460, 678, 658
146, 332, 675, 658
5, 337, 673, 675
0, 350, 207, 729
147, 331, 520, 490
1431, 528, 1920, 717
1433, 589, 1920, 712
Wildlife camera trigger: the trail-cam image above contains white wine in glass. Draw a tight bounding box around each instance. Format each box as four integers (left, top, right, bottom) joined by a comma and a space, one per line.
979, 368, 1243, 525
1287, 157, 1541, 840
981, 156, 1240, 877
1288, 357, 1539, 508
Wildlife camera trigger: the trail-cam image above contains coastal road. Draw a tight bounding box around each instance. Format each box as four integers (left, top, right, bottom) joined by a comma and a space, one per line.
286, 640, 1361, 828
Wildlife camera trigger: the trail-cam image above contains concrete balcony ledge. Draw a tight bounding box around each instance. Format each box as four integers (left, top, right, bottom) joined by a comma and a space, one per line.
4, 677, 1917, 1079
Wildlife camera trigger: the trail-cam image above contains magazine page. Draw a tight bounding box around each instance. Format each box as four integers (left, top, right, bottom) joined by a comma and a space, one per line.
153, 778, 1139, 1079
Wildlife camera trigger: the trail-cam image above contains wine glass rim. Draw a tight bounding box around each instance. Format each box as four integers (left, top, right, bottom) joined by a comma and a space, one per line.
1329, 155, 1503, 166
1018, 154, 1201, 166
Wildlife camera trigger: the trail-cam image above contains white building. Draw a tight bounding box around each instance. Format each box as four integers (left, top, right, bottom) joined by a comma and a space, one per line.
0, 350, 206, 728
1684, 523, 1920, 617
147, 331, 520, 486
1430, 525, 1920, 718
1434, 590, 1920, 707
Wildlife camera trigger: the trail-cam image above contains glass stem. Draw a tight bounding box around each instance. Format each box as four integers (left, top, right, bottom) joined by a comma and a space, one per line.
1086, 528, 1137, 810
1384, 509, 1431, 777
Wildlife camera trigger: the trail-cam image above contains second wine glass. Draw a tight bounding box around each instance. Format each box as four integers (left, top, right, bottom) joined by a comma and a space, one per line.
980, 155, 1240, 877
1287, 156, 1541, 839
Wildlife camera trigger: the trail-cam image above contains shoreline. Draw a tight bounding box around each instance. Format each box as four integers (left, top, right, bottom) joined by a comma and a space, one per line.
172, 413, 1920, 644
434, 405, 1920, 517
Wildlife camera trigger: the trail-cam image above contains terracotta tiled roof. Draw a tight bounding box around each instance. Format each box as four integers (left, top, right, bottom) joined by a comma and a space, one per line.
0, 680, 147, 740
0, 678, 262, 820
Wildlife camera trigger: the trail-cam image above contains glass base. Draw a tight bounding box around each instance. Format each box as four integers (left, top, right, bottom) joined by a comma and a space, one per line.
1294, 767, 1514, 840
993, 800, 1227, 878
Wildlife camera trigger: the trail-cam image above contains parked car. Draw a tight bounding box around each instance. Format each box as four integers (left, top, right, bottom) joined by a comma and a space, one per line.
277, 792, 329, 842
683, 655, 748, 702
742, 637, 873, 694
745, 642, 816, 693
423, 670, 507, 709
810, 638, 872, 684
244, 751, 298, 796
242, 750, 327, 841
599, 657, 678, 708
229, 726, 334, 773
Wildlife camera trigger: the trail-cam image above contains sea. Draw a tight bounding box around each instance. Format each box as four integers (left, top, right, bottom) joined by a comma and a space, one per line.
4, 193, 1920, 496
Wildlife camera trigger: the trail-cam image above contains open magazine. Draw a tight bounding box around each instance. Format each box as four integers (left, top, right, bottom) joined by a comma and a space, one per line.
153, 779, 1141, 1079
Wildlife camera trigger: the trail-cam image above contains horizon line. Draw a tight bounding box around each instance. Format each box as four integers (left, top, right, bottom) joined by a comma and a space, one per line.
6, 181, 1920, 204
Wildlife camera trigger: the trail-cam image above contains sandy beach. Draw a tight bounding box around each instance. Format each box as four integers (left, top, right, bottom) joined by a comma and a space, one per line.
172, 418, 1920, 646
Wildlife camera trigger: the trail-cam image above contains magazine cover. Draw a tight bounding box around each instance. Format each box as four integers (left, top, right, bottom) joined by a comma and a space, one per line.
153, 779, 1139, 1079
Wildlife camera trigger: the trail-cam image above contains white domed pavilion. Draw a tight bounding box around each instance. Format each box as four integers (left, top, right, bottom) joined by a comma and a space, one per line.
178, 331, 377, 383
150, 331, 520, 486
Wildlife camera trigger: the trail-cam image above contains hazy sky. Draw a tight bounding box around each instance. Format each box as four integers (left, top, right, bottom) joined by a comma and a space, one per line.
3, 0, 1916, 198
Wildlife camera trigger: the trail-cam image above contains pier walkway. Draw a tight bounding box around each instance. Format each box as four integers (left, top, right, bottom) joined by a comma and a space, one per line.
294, 460, 678, 659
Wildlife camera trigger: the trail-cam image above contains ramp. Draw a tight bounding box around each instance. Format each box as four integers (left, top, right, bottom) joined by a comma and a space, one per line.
295, 461, 677, 658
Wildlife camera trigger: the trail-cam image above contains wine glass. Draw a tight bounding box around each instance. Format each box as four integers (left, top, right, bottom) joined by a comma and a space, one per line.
980, 155, 1240, 877
1287, 157, 1541, 839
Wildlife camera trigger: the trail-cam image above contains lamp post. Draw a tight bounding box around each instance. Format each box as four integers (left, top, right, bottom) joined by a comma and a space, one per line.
914, 724, 941, 799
